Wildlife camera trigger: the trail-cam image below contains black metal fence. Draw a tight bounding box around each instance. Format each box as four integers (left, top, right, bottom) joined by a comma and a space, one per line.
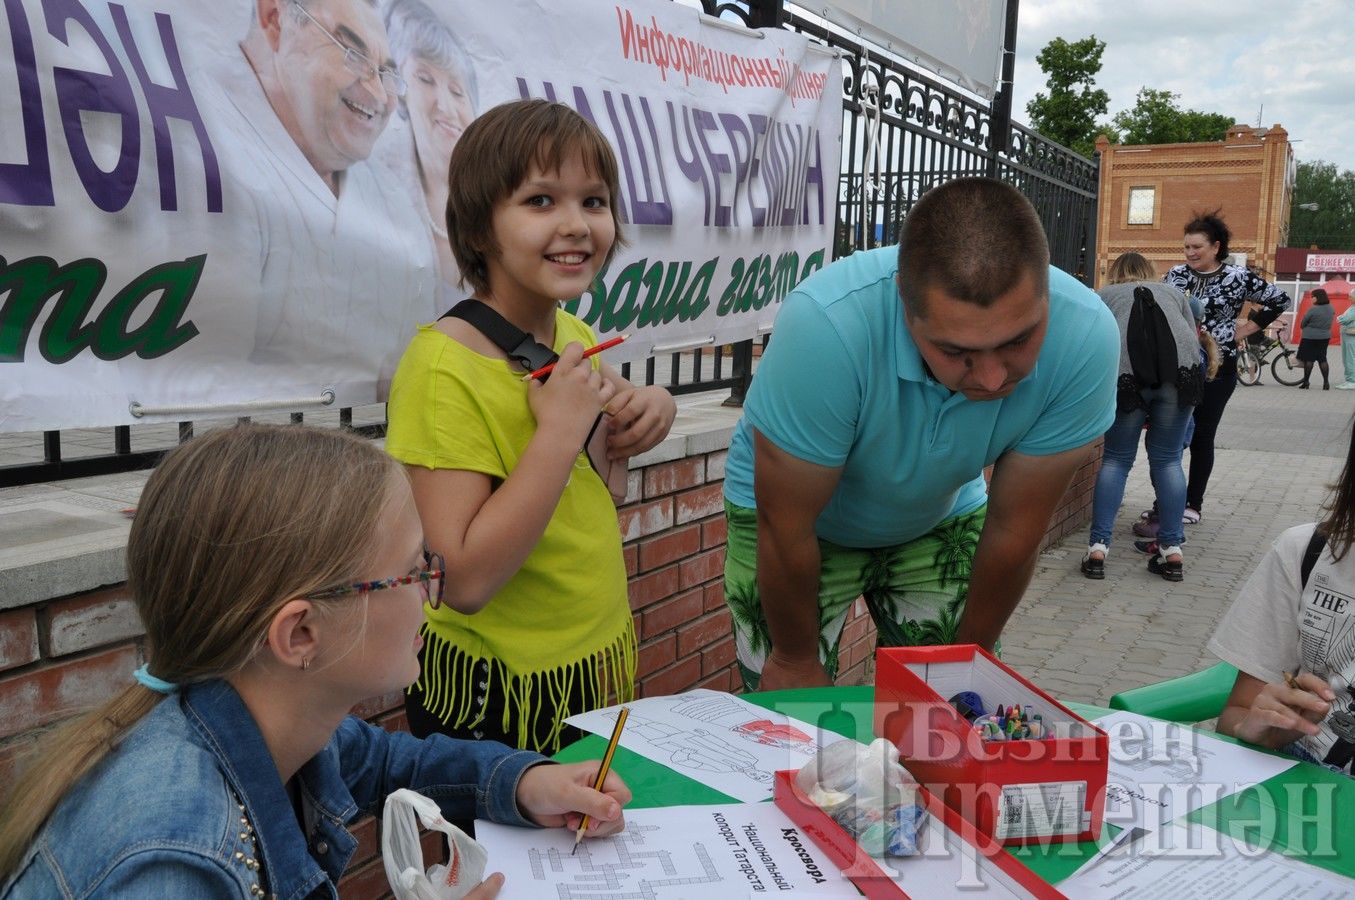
784, 6, 1098, 275
0, 0, 1098, 488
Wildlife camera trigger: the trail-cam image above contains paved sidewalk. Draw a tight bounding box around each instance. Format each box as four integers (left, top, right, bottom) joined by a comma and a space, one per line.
1003, 351, 1355, 708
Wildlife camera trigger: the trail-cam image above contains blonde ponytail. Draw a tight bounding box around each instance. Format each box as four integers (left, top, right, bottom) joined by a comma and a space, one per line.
0, 423, 399, 882
0, 686, 160, 879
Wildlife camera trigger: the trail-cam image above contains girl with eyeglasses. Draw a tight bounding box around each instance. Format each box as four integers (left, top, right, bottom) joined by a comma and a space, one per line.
0, 424, 629, 898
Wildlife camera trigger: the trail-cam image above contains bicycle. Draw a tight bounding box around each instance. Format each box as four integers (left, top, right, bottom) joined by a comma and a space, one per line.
1236, 331, 1304, 386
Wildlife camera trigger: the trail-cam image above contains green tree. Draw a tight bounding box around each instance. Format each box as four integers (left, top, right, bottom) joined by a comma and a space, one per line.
1289, 161, 1355, 250
1111, 88, 1234, 145
1025, 36, 1111, 157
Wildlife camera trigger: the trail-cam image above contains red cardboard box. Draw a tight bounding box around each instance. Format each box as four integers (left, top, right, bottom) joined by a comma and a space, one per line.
773, 770, 1065, 899
874, 645, 1107, 846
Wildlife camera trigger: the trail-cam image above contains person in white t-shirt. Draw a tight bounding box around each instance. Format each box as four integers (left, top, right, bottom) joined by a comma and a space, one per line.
1209, 418, 1355, 774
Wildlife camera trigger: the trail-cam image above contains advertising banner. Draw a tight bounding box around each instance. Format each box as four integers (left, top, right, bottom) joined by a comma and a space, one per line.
1307, 254, 1355, 273
815, 0, 1005, 100
0, 0, 842, 430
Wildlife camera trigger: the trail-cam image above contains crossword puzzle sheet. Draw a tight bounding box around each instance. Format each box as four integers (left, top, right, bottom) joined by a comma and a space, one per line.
476, 803, 861, 899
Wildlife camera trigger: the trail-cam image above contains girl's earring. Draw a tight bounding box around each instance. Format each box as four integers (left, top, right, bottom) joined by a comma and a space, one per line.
301, 657, 311, 671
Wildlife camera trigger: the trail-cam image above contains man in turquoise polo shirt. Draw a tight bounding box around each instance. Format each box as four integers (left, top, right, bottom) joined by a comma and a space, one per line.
722, 177, 1118, 691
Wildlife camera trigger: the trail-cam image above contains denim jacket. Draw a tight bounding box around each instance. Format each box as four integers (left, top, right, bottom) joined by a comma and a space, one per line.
3, 680, 547, 899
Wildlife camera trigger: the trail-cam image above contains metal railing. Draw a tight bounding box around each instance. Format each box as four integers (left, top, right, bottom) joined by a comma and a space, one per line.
784, 5, 1098, 275
0, 343, 752, 487
1, 0, 1099, 487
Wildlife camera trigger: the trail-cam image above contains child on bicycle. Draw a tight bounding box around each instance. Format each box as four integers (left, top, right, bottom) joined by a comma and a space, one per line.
385, 99, 676, 753
0, 425, 631, 896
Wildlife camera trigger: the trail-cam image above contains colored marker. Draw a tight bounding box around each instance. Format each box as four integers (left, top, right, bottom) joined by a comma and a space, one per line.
522, 334, 629, 381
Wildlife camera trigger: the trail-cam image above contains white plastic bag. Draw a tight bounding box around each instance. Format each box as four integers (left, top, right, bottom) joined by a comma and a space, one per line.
381, 788, 489, 900
794, 739, 924, 857
794, 738, 914, 806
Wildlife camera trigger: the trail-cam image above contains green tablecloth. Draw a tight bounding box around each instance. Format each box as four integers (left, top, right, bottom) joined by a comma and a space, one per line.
555, 686, 1354, 885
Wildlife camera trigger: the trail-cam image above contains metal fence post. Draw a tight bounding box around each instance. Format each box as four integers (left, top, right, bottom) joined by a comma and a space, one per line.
985, 0, 1020, 177
745, 0, 783, 28
1083, 151, 1101, 287
723, 340, 755, 407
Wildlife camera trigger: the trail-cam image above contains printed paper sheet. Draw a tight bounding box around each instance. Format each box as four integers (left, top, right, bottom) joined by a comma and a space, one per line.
565, 689, 848, 802
1093, 710, 1297, 831
1059, 820, 1352, 898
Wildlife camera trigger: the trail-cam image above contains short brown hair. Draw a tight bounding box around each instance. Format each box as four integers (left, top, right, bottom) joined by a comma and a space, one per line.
1106, 251, 1156, 284
897, 177, 1050, 316
445, 99, 625, 295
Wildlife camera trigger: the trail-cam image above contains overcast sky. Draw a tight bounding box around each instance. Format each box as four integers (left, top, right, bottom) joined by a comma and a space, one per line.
1011, 0, 1355, 173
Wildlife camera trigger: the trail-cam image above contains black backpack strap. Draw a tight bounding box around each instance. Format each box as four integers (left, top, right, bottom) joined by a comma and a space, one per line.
442, 299, 559, 375
1300, 527, 1327, 590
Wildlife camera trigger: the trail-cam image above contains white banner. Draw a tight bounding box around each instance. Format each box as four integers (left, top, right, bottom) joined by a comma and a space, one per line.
0, 0, 841, 430
1307, 253, 1355, 272
815, 0, 1006, 100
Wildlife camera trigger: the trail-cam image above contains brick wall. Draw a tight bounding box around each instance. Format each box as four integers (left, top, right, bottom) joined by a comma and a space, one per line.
0, 440, 1096, 899
1041, 439, 1103, 552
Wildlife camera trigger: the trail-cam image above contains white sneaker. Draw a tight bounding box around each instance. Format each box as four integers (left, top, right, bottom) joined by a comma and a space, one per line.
1338, 383, 1355, 390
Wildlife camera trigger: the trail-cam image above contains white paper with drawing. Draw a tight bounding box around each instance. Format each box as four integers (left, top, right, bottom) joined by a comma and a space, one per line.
1093, 710, 1297, 831
564, 690, 845, 802
475, 803, 861, 899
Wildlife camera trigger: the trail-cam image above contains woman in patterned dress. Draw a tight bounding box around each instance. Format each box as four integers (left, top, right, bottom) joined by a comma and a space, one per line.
1162, 212, 1290, 523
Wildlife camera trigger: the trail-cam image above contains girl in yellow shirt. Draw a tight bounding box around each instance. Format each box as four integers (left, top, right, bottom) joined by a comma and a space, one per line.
386, 99, 675, 752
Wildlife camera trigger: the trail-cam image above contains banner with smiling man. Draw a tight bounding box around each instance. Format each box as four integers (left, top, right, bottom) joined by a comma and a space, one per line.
0, 0, 841, 430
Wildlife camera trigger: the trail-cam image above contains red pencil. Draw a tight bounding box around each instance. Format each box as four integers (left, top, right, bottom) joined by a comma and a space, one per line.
522, 334, 628, 381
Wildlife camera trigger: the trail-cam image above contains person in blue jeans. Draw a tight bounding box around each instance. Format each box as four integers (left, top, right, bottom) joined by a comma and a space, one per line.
1082, 253, 1204, 582
1132, 294, 1220, 540
0, 424, 629, 898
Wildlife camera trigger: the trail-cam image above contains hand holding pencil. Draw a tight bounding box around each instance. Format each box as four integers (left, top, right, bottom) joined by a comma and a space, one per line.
1229, 668, 1337, 747
573, 707, 628, 853
1270, 669, 1337, 737
524, 342, 618, 448
513, 738, 632, 842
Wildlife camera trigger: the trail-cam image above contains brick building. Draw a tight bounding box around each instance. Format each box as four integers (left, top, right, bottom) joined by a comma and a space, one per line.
1092, 125, 1294, 286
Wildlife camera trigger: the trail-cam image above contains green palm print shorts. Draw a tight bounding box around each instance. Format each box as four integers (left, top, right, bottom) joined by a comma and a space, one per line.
723, 500, 987, 691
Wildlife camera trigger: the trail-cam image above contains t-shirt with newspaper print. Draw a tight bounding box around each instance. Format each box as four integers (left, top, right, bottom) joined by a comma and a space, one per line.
1208, 523, 1355, 773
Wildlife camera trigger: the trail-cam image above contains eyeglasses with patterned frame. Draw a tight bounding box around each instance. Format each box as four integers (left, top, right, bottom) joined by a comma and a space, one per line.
290, 0, 407, 98
305, 549, 445, 608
